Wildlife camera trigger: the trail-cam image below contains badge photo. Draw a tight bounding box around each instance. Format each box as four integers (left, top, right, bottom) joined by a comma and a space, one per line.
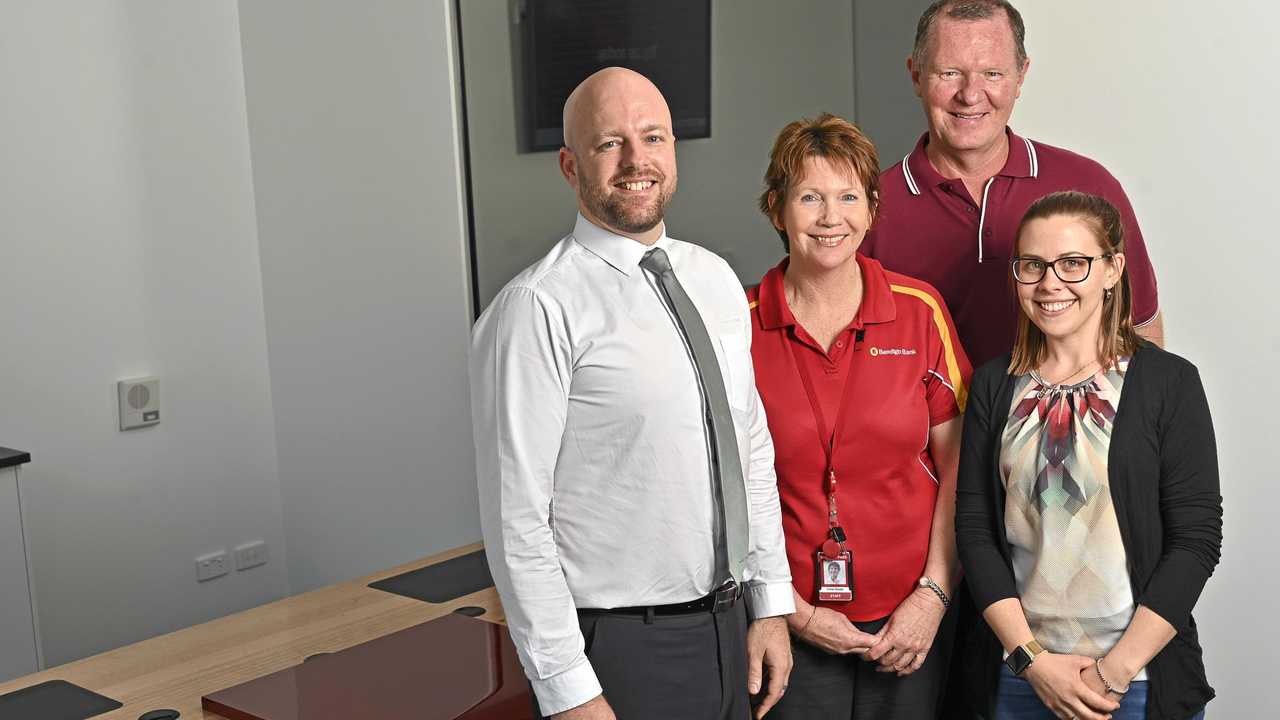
816, 550, 853, 602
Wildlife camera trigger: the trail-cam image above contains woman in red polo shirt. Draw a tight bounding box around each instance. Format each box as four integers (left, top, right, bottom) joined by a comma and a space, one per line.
748, 113, 972, 719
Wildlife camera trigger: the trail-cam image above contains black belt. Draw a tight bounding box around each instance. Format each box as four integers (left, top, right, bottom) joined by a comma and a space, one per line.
581, 580, 742, 617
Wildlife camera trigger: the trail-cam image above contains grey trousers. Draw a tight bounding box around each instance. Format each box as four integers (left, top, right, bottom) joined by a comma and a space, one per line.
534, 602, 750, 720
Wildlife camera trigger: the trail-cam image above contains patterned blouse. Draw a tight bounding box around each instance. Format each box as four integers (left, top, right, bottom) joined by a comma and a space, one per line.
999, 359, 1145, 677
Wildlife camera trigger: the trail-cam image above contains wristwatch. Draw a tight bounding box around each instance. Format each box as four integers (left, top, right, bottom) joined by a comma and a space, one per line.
1005, 639, 1045, 676
917, 576, 950, 609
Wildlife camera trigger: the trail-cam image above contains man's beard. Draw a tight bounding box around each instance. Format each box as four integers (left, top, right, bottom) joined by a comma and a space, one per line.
580, 168, 675, 235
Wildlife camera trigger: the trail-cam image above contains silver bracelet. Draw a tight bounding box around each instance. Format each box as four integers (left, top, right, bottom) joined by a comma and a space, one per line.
916, 576, 950, 609
1094, 658, 1129, 696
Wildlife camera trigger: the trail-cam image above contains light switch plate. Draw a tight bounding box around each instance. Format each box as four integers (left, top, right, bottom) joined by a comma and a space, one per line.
234, 541, 268, 571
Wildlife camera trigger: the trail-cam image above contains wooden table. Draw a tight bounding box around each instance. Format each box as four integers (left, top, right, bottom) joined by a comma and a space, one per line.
0, 542, 505, 720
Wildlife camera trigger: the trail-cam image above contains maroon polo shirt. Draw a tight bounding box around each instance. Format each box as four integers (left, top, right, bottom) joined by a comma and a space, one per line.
747, 255, 972, 621
862, 128, 1160, 367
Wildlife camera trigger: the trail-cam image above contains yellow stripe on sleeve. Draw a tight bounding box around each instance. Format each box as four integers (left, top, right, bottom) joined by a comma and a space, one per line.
890, 284, 968, 411
748, 300, 759, 310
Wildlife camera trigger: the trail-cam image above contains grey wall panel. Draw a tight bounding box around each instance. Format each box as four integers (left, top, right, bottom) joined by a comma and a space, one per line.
239, 0, 479, 593
853, 0, 934, 167
461, 0, 857, 309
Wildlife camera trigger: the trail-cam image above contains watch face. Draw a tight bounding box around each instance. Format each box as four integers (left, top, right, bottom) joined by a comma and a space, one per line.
1005, 646, 1032, 676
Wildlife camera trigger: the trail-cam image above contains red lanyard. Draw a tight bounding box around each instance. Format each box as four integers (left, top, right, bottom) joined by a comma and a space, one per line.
787, 329, 864, 541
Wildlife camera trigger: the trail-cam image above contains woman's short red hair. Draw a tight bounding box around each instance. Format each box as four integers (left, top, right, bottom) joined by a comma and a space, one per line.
759, 113, 881, 251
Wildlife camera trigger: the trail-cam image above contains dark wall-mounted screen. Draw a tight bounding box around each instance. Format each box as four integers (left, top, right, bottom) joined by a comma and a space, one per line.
522, 0, 711, 152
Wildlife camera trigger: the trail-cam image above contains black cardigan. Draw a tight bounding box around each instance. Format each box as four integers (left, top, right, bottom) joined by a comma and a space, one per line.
954, 343, 1222, 720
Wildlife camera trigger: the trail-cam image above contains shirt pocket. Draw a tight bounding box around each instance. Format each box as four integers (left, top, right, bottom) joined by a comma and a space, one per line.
716, 331, 755, 412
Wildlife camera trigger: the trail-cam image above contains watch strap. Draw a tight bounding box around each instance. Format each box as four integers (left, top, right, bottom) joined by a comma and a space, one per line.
1024, 639, 1045, 659
917, 576, 950, 609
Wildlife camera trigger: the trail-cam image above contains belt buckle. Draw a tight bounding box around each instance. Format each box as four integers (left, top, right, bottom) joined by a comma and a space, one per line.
711, 580, 739, 613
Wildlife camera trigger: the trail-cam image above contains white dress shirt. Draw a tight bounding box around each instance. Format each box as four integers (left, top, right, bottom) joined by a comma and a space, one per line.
470, 215, 794, 715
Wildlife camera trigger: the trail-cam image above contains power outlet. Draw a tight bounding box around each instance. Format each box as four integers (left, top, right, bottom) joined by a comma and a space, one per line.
196, 550, 229, 582
234, 540, 268, 571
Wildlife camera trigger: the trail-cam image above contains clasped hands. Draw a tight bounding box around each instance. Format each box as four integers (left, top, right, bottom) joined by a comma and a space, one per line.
1022, 652, 1127, 720
789, 587, 947, 677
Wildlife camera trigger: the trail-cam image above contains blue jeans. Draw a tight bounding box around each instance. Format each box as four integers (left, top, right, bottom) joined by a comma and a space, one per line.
994, 665, 1205, 719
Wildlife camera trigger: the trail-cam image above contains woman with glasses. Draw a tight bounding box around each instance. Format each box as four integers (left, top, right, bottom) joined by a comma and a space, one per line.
955, 191, 1221, 720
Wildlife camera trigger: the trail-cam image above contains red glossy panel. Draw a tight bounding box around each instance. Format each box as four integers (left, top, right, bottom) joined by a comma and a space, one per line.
202, 614, 533, 720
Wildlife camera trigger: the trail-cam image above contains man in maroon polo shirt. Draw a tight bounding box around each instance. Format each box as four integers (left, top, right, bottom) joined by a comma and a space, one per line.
862, 0, 1164, 367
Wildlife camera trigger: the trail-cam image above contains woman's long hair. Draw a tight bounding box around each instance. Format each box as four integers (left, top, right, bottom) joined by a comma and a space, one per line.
1009, 191, 1143, 375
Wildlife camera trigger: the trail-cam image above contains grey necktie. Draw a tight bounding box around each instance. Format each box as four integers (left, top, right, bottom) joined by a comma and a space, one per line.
640, 246, 749, 585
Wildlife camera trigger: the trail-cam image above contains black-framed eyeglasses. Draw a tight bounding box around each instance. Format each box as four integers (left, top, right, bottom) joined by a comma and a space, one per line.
1011, 254, 1113, 284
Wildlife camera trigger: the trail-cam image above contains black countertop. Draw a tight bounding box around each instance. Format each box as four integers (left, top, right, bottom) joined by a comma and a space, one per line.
0, 447, 32, 469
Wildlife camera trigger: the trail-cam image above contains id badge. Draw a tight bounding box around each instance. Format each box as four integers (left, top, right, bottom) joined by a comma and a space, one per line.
815, 548, 854, 602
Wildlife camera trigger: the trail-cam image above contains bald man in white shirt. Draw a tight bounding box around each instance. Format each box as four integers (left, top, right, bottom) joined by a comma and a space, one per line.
470, 67, 794, 720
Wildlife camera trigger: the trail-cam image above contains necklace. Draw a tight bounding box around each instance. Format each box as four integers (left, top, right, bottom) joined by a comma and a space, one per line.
1032, 359, 1098, 395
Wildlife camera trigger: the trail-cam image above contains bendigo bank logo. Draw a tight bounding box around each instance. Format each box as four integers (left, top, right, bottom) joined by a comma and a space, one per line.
869, 347, 917, 357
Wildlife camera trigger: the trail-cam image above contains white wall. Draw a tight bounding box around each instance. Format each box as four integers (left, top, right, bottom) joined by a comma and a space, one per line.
462, 0, 857, 307
0, 1, 289, 666
237, 0, 480, 593
1015, 1, 1278, 714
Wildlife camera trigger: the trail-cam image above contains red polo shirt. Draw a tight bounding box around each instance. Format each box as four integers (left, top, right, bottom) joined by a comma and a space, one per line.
862, 128, 1160, 367
747, 255, 972, 621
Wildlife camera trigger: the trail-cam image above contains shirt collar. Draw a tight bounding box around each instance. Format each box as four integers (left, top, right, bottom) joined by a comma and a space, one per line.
902, 126, 1039, 196
1001, 127, 1039, 179
756, 253, 897, 331
571, 213, 674, 276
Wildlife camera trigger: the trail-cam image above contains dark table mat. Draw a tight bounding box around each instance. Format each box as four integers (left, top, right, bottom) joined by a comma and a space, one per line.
368, 549, 494, 603
0, 679, 122, 720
